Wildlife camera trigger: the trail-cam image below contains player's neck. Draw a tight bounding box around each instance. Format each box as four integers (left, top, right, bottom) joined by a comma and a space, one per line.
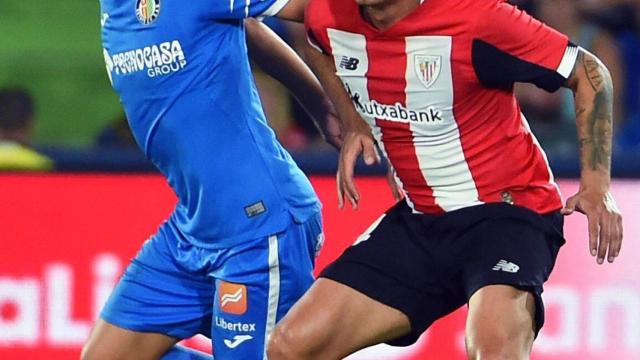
361, 0, 422, 31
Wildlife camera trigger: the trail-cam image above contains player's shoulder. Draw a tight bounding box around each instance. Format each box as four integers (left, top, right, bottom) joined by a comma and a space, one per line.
470, 0, 510, 10
306, 0, 341, 13
460, 0, 540, 38
306, 0, 354, 29
447, 0, 514, 19
472, 0, 528, 19
439, 0, 500, 17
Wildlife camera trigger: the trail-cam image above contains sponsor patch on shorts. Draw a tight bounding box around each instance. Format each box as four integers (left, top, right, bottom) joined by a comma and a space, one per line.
219, 281, 247, 315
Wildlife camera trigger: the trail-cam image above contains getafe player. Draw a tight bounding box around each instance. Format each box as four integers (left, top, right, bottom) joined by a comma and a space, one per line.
82, 0, 331, 359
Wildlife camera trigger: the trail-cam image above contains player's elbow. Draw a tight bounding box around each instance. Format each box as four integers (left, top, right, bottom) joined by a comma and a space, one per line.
568, 50, 613, 95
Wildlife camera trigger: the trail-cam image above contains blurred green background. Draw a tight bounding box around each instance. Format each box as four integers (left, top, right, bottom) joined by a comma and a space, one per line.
0, 0, 121, 147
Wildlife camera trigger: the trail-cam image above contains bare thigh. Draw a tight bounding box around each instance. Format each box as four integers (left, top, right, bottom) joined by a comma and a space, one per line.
267, 278, 411, 360
82, 319, 179, 360
465, 285, 536, 360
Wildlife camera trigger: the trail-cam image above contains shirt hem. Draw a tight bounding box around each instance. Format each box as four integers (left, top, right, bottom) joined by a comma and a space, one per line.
169, 204, 322, 250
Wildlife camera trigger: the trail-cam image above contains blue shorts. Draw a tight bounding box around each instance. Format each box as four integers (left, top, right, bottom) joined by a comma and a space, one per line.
101, 212, 323, 360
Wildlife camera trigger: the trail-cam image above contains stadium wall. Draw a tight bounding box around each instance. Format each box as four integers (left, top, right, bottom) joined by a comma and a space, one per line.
0, 175, 638, 360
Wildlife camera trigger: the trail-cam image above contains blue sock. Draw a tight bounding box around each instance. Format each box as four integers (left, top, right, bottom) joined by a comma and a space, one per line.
160, 345, 213, 360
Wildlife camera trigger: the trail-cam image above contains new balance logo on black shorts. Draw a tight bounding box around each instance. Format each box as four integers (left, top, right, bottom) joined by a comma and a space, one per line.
492, 259, 520, 273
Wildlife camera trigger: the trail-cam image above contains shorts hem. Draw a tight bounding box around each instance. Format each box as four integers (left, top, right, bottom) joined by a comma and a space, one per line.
319, 261, 423, 346
99, 314, 195, 340
465, 281, 545, 337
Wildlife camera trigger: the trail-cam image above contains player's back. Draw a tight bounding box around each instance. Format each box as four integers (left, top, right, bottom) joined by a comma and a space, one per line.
100, 0, 320, 248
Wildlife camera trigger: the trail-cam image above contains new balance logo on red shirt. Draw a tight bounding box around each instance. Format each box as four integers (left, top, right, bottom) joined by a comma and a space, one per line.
340, 56, 359, 70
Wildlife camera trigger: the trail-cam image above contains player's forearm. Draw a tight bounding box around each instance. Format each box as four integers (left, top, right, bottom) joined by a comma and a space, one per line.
567, 49, 614, 192
303, 41, 370, 134
245, 19, 331, 128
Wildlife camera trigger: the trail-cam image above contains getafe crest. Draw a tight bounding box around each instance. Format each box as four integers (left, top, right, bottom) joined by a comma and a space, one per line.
136, 0, 160, 25
414, 55, 441, 89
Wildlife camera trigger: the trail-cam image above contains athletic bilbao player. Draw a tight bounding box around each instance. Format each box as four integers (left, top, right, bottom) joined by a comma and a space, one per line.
82, 1, 337, 359
267, 0, 624, 359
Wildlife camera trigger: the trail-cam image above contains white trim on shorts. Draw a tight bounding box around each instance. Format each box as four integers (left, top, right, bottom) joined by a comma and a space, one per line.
353, 214, 387, 246
263, 234, 280, 359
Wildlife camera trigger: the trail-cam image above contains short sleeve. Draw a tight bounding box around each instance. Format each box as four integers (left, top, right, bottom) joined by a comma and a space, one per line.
304, 0, 331, 54
210, 0, 290, 20
471, 1, 579, 92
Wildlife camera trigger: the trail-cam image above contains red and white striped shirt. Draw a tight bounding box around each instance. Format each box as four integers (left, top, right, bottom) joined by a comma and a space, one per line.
306, 0, 579, 215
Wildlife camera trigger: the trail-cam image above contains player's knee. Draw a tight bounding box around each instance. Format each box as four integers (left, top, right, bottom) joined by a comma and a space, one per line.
465, 324, 533, 360
267, 322, 325, 360
267, 324, 303, 360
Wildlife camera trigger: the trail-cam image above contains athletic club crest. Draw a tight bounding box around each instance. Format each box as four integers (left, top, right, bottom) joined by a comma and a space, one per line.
415, 55, 441, 89
136, 0, 160, 25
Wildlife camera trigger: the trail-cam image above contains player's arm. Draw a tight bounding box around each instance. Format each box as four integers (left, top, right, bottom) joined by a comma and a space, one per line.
245, 19, 341, 149
211, 0, 307, 22
561, 48, 623, 265
273, 0, 307, 22
303, 35, 381, 209
472, 2, 623, 264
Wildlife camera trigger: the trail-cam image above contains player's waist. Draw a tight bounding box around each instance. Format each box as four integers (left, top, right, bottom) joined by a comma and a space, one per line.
402, 184, 562, 216
167, 202, 322, 250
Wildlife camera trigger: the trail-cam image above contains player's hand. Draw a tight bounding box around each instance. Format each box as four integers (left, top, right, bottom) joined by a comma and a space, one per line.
386, 162, 404, 201
337, 124, 379, 209
561, 189, 623, 264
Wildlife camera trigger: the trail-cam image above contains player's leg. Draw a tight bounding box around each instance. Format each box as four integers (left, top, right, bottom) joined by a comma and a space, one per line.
83, 321, 210, 359
210, 212, 324, 360
458, 206, 566, 360
82, 320, 179, 360
465, 285, 536, 360
82, 222, 216, 360
162, 345, 212, 359
267, 278, 411, 360
268, 201, 462, 360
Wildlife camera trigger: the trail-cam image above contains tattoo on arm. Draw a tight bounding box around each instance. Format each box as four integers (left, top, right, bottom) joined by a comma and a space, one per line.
579, 90, 612, 170
583, 57, 604, 92
574, 52, 613, 171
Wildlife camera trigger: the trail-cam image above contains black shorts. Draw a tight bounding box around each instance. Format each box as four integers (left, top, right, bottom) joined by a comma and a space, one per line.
320, 201, 565, 346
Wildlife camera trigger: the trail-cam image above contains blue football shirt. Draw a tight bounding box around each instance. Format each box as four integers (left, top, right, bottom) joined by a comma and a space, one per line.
99, 0, 320, 248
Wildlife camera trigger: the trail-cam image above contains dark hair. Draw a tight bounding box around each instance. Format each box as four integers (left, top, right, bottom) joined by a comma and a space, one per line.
0, 88, 34, 131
